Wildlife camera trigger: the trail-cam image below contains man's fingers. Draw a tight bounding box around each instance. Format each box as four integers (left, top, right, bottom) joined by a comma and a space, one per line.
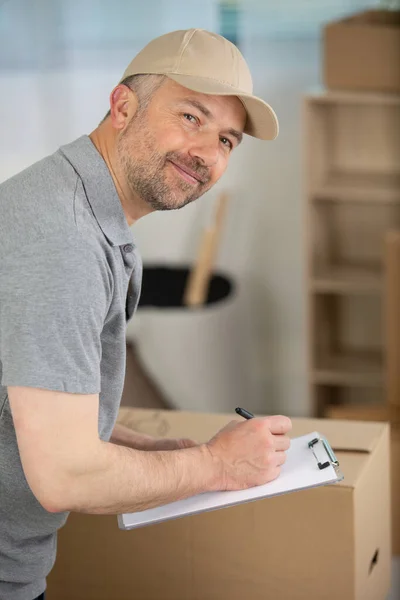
273, 435, 291, 452
264, 415, 292, 435
274, 451, 287, 467
222, 419, 241, 432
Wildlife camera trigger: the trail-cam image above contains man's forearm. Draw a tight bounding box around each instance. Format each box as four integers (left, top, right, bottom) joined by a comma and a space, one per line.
110, 422, 159, 450
52, 440, 220, 515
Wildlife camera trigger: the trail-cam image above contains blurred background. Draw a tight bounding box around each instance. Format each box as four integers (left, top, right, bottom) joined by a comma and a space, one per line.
2, 1, 400, 595
1, 0, 399, 420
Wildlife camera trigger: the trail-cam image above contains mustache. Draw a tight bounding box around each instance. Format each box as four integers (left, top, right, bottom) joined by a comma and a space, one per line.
165, 152, 210, 185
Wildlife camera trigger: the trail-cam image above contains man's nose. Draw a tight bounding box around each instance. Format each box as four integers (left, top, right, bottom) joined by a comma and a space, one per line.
189, 135, 219, 168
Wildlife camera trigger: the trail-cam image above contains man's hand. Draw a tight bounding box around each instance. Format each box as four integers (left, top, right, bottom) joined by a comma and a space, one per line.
206, 415, 292, 491
110, 423, 197, 451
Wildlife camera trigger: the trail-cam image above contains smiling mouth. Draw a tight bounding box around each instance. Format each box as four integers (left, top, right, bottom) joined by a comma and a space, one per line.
168, 161, 203, 185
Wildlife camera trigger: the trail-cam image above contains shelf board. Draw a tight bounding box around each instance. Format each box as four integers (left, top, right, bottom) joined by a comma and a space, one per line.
312, 352, 384, 387
311, 265, 382, 294
311, 172, 400, 203
305, 87, 400, 106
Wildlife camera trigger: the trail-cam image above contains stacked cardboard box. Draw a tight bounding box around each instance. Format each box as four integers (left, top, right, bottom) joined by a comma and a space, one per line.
326, 403, 400, 556
47, 407, 391, 600
323, 9, 400, 93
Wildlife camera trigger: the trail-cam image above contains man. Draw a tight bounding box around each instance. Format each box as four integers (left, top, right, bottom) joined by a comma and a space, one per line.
0, 29, 291, 599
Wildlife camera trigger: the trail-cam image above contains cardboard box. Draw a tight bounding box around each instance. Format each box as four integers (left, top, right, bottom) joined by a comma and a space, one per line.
323, 10, 400, 93
325, 403, 400, 555
47, 408, 391, 600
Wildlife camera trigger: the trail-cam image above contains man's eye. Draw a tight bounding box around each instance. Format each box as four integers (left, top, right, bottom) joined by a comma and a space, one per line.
220, 137, 233, 150
183, 113, 197, 124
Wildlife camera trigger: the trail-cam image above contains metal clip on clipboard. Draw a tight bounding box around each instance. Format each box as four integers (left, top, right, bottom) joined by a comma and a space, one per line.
308, 436, 340, 474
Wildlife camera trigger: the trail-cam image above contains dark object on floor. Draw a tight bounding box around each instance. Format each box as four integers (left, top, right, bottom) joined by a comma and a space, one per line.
138, 265, 233, 308
121, 342, 170, 410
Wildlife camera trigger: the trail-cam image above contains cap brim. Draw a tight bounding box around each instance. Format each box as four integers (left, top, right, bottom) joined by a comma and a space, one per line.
167, 73, 279, 141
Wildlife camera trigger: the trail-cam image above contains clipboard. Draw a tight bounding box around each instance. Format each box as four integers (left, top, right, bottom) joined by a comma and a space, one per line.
118, 431, 343, 530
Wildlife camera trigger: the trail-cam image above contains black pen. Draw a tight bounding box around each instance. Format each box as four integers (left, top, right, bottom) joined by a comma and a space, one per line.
235, 407, 254, 420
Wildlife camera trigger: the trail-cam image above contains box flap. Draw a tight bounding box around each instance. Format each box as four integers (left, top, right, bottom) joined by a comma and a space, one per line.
117, 408, 389, 491
118, 407, 387, 489
117, 407, 233, 440
350, 10, 400, 27
328, 9, 400, 28
289, 417, 386, 453
117, 408, 386, 452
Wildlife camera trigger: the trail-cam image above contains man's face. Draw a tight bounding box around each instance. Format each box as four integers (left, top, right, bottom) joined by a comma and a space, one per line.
116, 79, 246, 211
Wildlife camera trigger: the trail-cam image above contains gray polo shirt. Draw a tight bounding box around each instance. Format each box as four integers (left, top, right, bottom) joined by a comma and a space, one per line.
0, 135, 142, 600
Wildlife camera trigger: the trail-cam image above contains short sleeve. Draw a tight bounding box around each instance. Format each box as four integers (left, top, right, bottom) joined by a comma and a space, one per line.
0, 236, 112, 394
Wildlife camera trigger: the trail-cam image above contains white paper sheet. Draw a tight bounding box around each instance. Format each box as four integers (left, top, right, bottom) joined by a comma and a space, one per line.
118, 431, 342, 530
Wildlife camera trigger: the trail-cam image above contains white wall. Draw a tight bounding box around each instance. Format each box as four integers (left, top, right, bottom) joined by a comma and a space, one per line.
0, 1, 337, 417
130, 37, 322, 416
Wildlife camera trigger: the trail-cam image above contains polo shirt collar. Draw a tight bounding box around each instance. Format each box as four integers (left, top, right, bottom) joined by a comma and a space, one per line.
59, 135, 134, 247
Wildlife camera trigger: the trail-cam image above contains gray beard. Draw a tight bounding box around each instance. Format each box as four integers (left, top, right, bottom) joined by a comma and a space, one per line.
117, 116, 210, 211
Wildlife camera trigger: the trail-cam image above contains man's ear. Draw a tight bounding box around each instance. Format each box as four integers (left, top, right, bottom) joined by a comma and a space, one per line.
108, 84, 139, 131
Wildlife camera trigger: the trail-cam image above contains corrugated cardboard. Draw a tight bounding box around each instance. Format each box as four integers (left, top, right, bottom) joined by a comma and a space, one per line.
325, 402, 400, 555
46, 408, 391, 600
323, 10, 400, 93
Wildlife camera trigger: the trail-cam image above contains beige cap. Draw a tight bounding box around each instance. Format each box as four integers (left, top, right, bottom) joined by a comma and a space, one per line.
119, 28, 279, 141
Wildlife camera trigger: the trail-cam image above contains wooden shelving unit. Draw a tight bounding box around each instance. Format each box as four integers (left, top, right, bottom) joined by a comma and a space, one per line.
312, 351, 384, 387
311, 265, 382, 294
304, 89, 400, 417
